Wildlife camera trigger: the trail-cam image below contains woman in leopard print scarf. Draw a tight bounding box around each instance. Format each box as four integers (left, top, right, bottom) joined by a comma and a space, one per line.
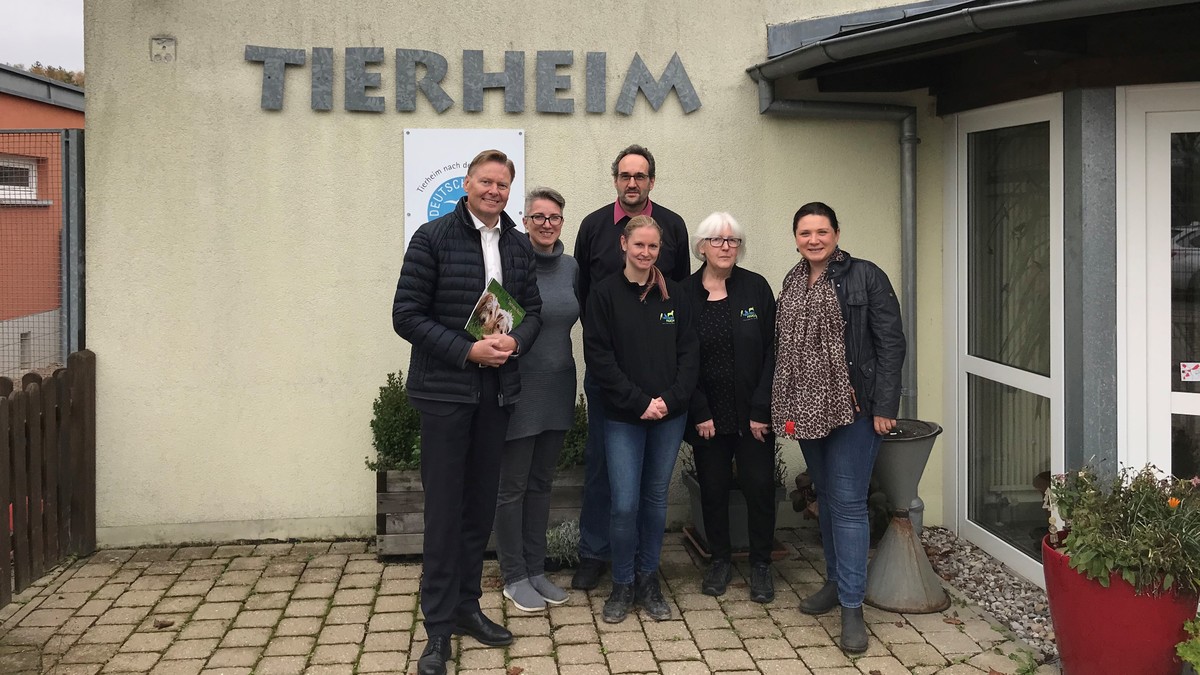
772, 201, 905, 655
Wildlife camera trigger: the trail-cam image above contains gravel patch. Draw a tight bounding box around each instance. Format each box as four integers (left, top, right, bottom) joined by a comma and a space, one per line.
921, 526, 1058, 660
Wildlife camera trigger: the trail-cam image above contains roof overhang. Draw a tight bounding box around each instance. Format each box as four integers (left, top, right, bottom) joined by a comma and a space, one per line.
749, 0, 1200, 114
0, 64, 85, 113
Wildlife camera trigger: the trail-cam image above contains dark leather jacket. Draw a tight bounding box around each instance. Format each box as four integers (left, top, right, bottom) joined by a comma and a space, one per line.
827, 250, 905, 419
392, 197, 542, 406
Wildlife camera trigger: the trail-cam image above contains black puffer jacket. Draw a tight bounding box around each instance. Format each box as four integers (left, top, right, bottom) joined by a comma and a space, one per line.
392, 197, 542, 406
827, 250, 905, 419
681, 264, 776, 444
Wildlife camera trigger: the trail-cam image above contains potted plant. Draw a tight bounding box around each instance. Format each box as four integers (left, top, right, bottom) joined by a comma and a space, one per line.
368, 371, 424, 556
1178, 618, 1200, 675
544, 519, 581, 572
1043, 466, 1200, 675
679, 442, 788, 557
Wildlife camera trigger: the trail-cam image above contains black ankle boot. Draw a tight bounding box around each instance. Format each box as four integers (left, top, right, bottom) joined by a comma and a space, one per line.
603, 583, 634, 623
634, 572, 671, 621
701, 559, 733, 597
839, 605, 868, 653
799, 580, 839, 615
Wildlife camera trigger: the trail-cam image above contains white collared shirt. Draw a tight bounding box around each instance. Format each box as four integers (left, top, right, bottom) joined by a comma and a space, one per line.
468, 209, 503, 287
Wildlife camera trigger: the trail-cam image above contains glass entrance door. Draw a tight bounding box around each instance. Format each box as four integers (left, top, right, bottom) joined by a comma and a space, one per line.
951, 95, 1064, 584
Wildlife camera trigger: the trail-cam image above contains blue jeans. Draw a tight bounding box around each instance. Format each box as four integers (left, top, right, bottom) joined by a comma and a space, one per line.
604, 414, 687, 585
798, 416, 881, 609
578, 371, 610, 561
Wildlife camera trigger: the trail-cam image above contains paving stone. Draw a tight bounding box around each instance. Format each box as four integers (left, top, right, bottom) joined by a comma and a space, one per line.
264, 562, 305, 577
276, 617, 323, 637
329, 542, 368, 554
329, 588, 373, 606
551, 623, 599, 645
722, 599, 770, 619
226, 557, 269, 572
336, 573, 378, 589
367, 611, 411, 632
309, 643, 359, 664
150, 660, 205, 675
163, 639, 220, 661
682, 609, 729, 631
77, 599, 115, 617
692, 628, 742, 650
852, 655, 911, 674
356, 650, 406, 673
806, 668, 859, 675
325, 605, 369, 625
660, 662, 718, 675
757, 659, 814, 674
58, 577, 107, 594
925, 630, 981, 655
381, 565, 421, 580
600, 631, 649, 653
548, 605, 594, 626
101, 651, 160, 672
317, 624, 365, 645
256, 577, 300, 593
362, 631, 409, 653
675, 594, 721, 611
96, 607, 152, 626
797, 645, 852, 669
214, 571, 261, 588
508, 655, 558, 674
264, 635, 315, 657
968, 650, 1025, 674
205, 586, 251, 603
292, 583, 336, 600
79, 624, 137, 645
650, 639, 703, 661
642, 620, 691, 641
299, 568, 342, 584
459, 647, 505, 669
302, 668, 353, 675
961, 618, 1007, 643
232, 609, 282, 629
192, 603, 239, 621
904, 613, 961, 633
891, 641, 949, 667
76, 563, 121, 578
220, 627, 272, 648
0, 648, 40, 671
935, 665, 990, 674
165, 581, 213, 598
377, 579, 420, 595
702, 648, 756, 671
41, 592, 93, 609
173, 547, 217, 561
21, 608, 75, 627
556, 643, 604, 664
61, 643, 122, 664
294, 544, 335, 558
743, 636, 798, 660
44, 633, 83, 655
153, 596, 203, 614
177, 620, 230, 640
284, 599, 329, 618
119, 632, 175, 652
784, 625, 835, 648
1, 626, 57, 645
254, 656, 307, 675
601, 649, 654, 673
507, 616, 551, 637
559, 665, 615, 675
214, 545, 256, 558
143, 562, 188, 575
178, 567, 222, 583
862, 605, 905, 624
730, 617, 781, 638
205, 647, 261, 668
869, 621, 925, 644
509, 636, 553, 657
371, 594, 415, 613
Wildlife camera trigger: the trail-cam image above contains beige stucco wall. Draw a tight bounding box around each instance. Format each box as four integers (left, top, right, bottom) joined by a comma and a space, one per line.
84, 0, 946, 546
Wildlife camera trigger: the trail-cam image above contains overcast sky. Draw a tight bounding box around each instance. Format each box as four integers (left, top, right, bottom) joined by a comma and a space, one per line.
0, 0, 85, 72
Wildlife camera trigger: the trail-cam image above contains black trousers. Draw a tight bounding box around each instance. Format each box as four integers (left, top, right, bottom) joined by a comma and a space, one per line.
414, 370, 510, 639
692, 431, 777, 564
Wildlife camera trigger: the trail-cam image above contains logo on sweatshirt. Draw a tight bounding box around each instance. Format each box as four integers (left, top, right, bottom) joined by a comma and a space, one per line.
659, 310, 676, 325
740, 307, 759, 321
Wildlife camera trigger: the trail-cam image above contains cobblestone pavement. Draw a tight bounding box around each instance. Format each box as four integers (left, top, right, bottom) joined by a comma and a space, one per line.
0, 528, 1060, 674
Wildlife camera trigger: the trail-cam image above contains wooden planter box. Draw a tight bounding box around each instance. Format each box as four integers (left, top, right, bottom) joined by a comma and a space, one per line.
376, 465, 585, 557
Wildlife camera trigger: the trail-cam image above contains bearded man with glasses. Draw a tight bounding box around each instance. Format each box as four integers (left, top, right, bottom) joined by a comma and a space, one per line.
571, 144, 691, 592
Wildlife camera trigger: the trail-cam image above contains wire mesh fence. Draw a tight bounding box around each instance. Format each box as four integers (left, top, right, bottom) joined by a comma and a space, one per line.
0, 130, 82, 379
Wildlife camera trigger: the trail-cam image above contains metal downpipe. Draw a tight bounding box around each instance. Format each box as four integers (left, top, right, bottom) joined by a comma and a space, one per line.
757, 79, 919, 420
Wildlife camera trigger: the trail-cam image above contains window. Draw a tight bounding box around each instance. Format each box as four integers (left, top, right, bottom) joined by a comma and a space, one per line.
0, 155, 38, 200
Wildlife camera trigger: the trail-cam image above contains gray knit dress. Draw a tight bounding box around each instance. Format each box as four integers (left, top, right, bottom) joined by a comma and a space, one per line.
505, 241, 580, 440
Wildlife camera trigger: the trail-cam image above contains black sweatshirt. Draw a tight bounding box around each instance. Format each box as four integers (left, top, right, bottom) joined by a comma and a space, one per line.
573, 201, 690, 317
582, 271, 699, 425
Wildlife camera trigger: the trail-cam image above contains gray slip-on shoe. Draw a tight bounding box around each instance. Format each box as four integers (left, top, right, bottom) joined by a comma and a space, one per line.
528, 574, 569, 605
503, 579, 546, 612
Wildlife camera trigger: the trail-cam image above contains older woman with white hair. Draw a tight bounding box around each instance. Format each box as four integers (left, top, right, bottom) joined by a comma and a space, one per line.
681, 212, 778, 603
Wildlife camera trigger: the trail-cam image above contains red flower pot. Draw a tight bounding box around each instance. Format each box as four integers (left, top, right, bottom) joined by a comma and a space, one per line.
1042, 535, 1198, 675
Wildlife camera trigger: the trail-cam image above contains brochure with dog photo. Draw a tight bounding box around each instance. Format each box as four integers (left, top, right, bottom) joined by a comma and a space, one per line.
464, 279, 525, 339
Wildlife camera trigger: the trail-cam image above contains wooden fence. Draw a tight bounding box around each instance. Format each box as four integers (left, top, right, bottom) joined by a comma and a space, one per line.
1, 349, 96, 608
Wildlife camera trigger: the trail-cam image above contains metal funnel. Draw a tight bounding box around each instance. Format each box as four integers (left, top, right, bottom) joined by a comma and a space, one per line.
865, 419, 950, 614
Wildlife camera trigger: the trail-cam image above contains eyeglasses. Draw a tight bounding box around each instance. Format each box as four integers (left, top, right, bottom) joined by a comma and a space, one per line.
616, 172, 650, 184
703, 236, 743, 248
525, 213, 564, 226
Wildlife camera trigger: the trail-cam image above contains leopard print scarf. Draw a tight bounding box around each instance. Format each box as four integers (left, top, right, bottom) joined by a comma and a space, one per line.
771, 250, 856, 440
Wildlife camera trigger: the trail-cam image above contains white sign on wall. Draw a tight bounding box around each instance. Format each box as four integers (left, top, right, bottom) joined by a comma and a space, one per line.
403, 129, 525, 249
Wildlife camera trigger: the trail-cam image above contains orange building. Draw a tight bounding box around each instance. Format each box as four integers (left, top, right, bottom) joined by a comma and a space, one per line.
0, 64, 84, 375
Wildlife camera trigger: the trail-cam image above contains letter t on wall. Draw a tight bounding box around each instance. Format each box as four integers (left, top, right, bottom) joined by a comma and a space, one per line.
245, 45, 306, 110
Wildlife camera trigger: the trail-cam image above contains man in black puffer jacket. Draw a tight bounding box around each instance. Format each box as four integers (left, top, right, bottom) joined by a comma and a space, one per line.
392, 150, 542, 675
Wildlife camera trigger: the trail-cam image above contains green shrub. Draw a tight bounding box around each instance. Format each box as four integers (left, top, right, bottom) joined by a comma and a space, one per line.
365, 371, 421, 472
545, 519, 581, 567
556, 394, 588, 470
1178, 618, 1200, 669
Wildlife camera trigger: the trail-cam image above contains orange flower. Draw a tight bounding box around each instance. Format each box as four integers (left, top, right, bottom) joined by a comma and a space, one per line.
1168, 496, 1182, 509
